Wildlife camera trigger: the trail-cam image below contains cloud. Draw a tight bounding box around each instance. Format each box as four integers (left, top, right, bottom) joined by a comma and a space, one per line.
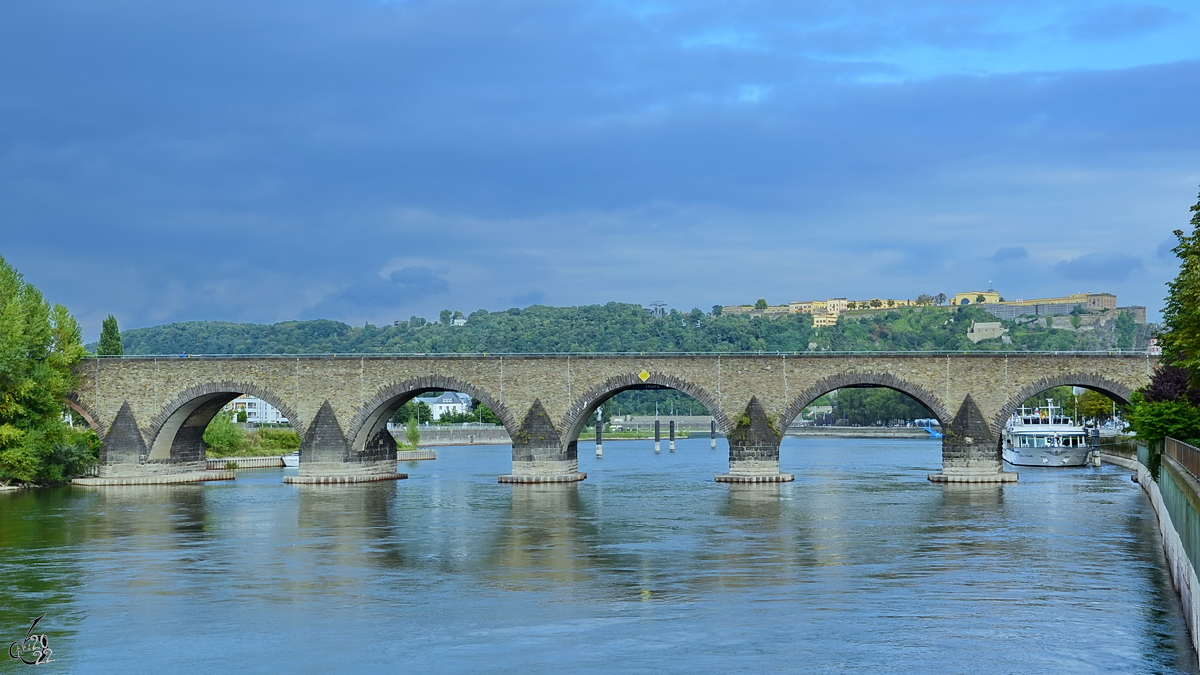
1054, 253, 1144, 282
1067, 5, 1182, 41
0, 0, 1194, 336
510, 290, 547, 307
303, 266, 450, 320
990, 246, 1027, 262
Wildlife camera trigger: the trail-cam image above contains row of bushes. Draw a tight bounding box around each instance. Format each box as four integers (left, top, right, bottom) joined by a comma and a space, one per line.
203, 412, 422, 456
202, 413, 302, 457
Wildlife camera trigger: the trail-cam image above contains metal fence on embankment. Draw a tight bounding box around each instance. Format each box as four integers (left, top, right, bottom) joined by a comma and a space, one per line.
1156, 439, 1200, 577
1166, 438, 1200, 482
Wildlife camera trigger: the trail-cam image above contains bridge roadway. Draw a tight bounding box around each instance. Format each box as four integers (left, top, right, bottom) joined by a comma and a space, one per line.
67, 351, 1155, 485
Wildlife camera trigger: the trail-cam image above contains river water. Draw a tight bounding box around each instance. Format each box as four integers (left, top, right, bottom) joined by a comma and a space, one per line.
1, 437, 1196, 674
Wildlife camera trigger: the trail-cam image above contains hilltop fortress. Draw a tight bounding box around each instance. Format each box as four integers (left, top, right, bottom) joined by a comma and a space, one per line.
723, 291, 1147, 326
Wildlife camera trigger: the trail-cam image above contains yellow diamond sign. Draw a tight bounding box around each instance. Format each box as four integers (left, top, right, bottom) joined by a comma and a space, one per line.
638, 370, 650, 382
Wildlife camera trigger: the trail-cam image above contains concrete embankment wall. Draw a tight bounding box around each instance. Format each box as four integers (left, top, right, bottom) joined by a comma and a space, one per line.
1118, 444, 1200, 661
206, 456, 285, 469
393, 427, 513, 446
784, 426, 937, 439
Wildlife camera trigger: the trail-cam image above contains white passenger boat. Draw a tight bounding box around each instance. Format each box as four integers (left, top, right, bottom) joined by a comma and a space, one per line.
1002, 401, 1092, 467
281, 451, 299, 467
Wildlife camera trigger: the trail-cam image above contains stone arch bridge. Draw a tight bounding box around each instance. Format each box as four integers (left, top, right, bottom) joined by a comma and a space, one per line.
68, 353, 1155, 484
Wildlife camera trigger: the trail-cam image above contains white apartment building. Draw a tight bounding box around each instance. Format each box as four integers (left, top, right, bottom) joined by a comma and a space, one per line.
414, 392, 473, 420
227, 394, 289, 424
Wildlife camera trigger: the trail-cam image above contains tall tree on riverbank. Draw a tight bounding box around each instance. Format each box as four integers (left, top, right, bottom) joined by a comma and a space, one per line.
98, 314, 123, 356
1129, 188, 1200, 448
1159, 190, 1200, 376
0, 256, 95, 484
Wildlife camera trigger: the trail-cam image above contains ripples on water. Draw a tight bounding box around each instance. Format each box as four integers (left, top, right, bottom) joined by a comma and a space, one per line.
1, 437, 1196, 674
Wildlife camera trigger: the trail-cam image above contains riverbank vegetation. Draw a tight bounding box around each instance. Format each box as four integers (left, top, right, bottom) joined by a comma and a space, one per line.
107, 301, 1149, 356
202, 412, 301, 458
0, 257, 99, 485
1128, 189, 1200, 449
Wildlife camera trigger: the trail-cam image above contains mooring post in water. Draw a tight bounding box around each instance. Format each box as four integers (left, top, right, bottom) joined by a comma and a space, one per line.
595, 408, 604, 457
710, 419, 717, 449
654, 420, 661, 453
669, 420, 675, 452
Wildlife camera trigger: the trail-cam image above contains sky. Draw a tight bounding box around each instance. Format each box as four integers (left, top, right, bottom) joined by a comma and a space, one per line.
2, 0, 1198, 339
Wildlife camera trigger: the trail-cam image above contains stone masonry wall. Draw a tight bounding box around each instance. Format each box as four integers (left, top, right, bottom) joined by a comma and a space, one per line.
71, 353, 1155, 477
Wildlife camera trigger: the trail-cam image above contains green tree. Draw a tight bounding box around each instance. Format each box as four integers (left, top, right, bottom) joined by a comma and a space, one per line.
754, 299, 768, 311
711, 305, 723, 316
236, 409, 248, 423
405, 417, 421, 448
1077, 389, 1115, 420
834, 387, 932, 426
0, 257, 93, 484
391, 399, 432, 424
439, 310, 453, 325
1127, 393, 1200, 447
1160, 189, 1200, 374
202, 410, 244, 457
98, 314, 123, 356
1115, 310, 1137, 349
936, 293, 947, 306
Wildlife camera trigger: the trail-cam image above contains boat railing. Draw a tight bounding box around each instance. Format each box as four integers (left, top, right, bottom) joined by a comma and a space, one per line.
1164, 438, 1200, 481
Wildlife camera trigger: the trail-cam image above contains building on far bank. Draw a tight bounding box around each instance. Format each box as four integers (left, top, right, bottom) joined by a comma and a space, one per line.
966, 321, 1009, 343
961, 292, 1120, 320
725, 290, 1145, 327
226, 395, 289, 424
954, 291, 1002, 305
413, 392, 473, 420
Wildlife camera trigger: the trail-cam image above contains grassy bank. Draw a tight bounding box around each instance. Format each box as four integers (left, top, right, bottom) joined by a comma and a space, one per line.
587, 430, 692, 439
204, 416, 302, 458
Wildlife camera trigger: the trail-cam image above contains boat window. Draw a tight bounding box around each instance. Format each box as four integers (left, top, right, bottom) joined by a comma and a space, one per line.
1034, 437, 1045, 448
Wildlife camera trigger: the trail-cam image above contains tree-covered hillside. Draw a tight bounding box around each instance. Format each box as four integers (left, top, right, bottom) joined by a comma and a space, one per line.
107, 303, 1151, 355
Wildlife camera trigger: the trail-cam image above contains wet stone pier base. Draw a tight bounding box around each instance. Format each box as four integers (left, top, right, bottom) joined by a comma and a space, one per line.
73, 470, 236, 486
284, 473, 407, 484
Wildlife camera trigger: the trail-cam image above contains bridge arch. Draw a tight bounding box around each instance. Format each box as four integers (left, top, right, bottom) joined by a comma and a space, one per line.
560, 372, 730, 444
64, 395, 105, 436
779, 372, 951, 431
348, 375, 514, 454
993, 374, 1135, 434
147, 381, 300, 463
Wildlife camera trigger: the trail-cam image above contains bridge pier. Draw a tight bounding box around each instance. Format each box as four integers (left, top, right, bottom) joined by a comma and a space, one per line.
72, 401, 234, 485
286, 402, 405, 484
499, 401, 586, 483
716, 398, 794, 483
928, 395, 1017, 484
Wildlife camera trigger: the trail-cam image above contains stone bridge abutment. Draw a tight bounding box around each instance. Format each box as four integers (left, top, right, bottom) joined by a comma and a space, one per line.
68, 353, 1155, 485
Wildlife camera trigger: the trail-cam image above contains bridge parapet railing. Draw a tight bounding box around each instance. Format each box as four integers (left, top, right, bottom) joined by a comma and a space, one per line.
1165, 438, 1200, 481
78, 349, 1157, 359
